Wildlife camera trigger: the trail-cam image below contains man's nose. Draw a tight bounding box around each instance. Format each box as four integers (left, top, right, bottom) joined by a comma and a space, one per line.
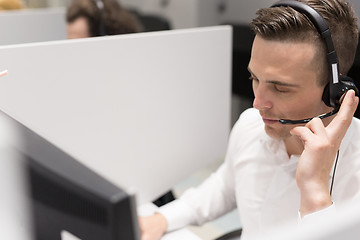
253, 84, 272, 111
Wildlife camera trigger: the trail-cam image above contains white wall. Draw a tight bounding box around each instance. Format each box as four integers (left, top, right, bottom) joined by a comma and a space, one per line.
121, 0, 360, 28
218, 0, 273, 24
122, 0, 200, 29
119, 0, 145, 9
197, 0, 221, 27
120, 0, 276, 28
218, 0, 360, 25
348, 0, 360, 26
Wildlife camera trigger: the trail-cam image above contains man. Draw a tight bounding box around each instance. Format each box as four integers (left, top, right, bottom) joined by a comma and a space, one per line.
66, 0, 141, 39
140, 0, 360, 239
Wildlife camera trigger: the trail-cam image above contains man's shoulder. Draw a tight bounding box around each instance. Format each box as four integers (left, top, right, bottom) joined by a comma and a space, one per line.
231, 108, 263, 135
341, 117, 360, 155
237, 108, 262, 124
349, 117, 360, 134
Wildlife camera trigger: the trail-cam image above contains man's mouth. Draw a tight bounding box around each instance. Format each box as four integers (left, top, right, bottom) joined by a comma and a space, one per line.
261, 117, 279, 125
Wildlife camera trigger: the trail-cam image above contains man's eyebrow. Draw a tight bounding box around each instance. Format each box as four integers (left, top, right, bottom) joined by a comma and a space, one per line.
247, 66, 300, 88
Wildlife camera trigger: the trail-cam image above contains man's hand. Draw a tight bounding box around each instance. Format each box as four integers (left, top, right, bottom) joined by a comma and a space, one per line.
139, 213, 168, 240
290, 90, 359, 217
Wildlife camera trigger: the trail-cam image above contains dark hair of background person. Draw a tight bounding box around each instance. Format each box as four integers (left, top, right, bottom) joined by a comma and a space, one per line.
66, 0, 142, 37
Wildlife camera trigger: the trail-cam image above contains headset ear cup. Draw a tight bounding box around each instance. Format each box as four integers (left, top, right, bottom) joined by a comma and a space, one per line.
326, 75, 360, 107
338, 75, 359, 99
323, 76, 359, 108
322, 83, 331, 107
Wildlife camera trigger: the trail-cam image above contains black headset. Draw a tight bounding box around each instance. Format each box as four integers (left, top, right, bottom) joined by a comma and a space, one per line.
270, 0, 359, 124
93, 0, 106, 36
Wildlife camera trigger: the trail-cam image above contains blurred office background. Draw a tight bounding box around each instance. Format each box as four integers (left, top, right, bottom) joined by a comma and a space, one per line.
13, 0, 360, 123
20, 0, 360, 27
2, 0, 360, 239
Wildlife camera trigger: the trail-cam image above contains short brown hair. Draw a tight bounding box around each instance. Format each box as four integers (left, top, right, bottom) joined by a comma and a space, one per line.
66, 0, 142, 37
250, 0, 359, 86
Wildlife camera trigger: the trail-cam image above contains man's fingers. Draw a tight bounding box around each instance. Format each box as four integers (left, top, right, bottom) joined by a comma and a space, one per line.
306, 117, 327, 137
327, 90, 359, 138
290, 125, 314, 144
291, 90, 358, 150
291, 117, 326, 141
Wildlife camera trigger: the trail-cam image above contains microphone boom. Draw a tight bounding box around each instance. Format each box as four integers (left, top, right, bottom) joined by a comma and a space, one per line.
278, 107, 339, 124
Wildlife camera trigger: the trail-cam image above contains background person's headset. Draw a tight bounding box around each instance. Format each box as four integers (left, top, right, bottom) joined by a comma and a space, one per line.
93, 0, 106, 36
270, 0, 359, 124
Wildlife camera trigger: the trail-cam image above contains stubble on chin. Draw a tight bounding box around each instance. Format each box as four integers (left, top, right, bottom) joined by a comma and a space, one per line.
264, 124, 292, 140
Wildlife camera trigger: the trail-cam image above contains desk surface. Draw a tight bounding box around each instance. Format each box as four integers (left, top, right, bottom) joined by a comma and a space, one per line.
162, 229, 201, 240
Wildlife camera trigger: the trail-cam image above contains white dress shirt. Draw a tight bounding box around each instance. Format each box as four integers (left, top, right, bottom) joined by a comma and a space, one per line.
158, 108, 360, 239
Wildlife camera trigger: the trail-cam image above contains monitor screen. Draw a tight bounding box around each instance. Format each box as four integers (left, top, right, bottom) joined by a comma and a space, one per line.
0, 109, 140, 240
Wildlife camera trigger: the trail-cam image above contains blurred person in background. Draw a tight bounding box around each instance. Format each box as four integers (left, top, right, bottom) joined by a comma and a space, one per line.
66, 0, 142, 39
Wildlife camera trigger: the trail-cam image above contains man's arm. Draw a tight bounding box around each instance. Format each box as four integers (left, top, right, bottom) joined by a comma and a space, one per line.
138, 109, 253, 239
138, 162, 237, 239
291, 90, 359, 217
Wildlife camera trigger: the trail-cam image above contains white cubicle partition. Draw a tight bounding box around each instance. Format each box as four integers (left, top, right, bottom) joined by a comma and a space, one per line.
0, 26, 232, 204
0, 8, 66, 46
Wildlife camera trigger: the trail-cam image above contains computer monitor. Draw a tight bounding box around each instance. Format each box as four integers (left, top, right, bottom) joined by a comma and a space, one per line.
0, 109, 140, 240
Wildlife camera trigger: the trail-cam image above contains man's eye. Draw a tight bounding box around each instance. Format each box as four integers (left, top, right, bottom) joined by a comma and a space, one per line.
274, 85, 289, 93
249, 76, 258, 81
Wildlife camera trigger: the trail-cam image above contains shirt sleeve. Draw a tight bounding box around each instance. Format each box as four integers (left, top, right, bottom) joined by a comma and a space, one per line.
156, 198, 195, 231
157, 111, 250, 232
157, 161, 237, 231
298, 202, 336, 225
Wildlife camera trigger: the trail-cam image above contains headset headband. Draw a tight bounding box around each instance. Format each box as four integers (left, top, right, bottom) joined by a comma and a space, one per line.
93, 0, 106, 36
271, 0, 340, 107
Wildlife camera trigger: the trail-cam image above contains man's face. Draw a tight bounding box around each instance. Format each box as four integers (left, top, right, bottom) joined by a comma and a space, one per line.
67, 16, 91, 39
248, 35, 332, 139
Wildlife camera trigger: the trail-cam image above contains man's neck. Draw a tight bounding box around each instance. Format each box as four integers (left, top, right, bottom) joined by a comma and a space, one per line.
284, 135, 304, 157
